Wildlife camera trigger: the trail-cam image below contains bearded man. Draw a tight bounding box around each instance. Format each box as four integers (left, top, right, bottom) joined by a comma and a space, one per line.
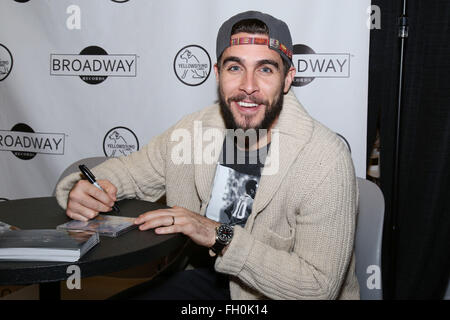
56, 11, 359, 300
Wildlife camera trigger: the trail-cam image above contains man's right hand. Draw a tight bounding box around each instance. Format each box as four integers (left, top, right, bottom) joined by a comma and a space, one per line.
66, 179, 118, 221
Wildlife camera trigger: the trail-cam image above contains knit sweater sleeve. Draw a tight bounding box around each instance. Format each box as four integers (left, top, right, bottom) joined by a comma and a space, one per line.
215, 150, 357, 300
55, 131, 168, 210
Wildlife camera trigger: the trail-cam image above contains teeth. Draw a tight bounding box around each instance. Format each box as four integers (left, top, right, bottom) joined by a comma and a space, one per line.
237, 101, 258, 108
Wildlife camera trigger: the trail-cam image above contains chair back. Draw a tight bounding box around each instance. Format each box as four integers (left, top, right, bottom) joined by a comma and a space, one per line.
444, 281, 450, 300
355, 177, 385, 300
53, 156, 107, 196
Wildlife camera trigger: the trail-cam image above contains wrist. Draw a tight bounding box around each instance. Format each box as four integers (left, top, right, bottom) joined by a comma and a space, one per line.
209, 223, 234, 256
209, 222, 221, 247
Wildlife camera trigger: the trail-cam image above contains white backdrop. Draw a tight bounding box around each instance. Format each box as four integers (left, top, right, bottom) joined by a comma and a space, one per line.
0, 0, 370, 200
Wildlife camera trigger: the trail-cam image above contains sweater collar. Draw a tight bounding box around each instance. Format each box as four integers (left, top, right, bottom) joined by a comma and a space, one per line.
201, 90, 313, 142
195, 90, 314, 215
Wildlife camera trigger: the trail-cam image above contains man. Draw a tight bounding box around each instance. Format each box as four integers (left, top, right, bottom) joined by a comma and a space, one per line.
56, 11, 359, 299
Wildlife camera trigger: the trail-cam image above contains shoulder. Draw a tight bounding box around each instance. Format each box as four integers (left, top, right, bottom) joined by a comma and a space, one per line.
147, 103, 222, 147
311, 121, 351, 158
145, 103, 224, 158
278, 91, 350, 161
281, 90, 352, 168
287, 121, 356, 205
283, 100, 354, 188
300, 119, 353, 180
169, 104, 224, 132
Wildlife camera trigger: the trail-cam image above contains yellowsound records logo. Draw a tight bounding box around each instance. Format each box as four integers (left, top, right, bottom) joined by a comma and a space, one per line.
0, 44, 13, 82
103, 127, 139, 157
174, 45, 211, 86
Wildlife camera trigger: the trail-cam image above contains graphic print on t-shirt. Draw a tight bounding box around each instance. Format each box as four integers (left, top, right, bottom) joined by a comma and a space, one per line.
205, 136, 269, 227
206, 164, 260, 226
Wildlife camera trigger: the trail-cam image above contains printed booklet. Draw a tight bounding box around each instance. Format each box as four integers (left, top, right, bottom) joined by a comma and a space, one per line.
57, 214, 137, 237
0, 229, 99, 262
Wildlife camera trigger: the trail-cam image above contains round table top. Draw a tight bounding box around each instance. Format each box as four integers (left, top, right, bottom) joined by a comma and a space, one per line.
0, 197, 186, 285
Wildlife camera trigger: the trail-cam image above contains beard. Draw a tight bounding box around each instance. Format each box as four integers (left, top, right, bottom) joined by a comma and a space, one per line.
218, 84, 284, 132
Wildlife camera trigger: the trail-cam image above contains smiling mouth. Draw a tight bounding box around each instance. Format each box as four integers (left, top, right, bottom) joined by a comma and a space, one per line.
237, 101, 259, 108
233, 100, 263, 114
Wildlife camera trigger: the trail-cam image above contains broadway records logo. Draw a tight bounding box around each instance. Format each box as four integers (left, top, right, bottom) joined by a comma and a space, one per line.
174, 45, 211, 86
292, 44, 351, 87
103, 127, 139, 157
50, 46, 137, 85
0, 123, 65, 160
0, 44, 13, 81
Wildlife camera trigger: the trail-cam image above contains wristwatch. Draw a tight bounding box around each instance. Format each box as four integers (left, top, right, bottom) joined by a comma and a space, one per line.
210, 224, 234, 255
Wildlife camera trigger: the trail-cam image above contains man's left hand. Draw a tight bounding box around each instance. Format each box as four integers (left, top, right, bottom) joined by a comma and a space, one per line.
134, 206, 220, 248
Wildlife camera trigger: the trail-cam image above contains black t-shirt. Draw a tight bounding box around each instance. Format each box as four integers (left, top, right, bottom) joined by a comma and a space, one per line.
205, 134, 270, 227
190, 134, 270, 285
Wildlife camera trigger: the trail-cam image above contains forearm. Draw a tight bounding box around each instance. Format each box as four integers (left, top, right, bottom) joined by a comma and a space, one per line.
215, 227, 350, 300
55, 136, 167, 209
215, 153, 357, 300
94, 144, 166, 201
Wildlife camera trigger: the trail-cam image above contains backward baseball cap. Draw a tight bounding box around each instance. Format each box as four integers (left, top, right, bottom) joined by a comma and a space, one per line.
216, 10, 293, 66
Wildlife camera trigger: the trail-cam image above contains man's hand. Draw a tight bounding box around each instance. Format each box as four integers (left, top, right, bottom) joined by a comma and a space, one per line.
134, 206, 220, 248
66, 179, 117, 221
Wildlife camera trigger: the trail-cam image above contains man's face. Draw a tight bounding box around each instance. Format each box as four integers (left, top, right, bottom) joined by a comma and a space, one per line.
215, 32, 295, 131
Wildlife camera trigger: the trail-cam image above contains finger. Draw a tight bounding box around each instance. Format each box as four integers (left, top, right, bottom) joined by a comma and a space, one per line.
138, 215, 176, 230
68, 186, 112, 214
80, 195, 112, 213
135, 208, 177, 224
66, 210, 89, 222
98, 180, 117, 201
67, 201, 100, 220
154, 224, 181, 235
86, 184, 115, 208
72, 180, 114, 207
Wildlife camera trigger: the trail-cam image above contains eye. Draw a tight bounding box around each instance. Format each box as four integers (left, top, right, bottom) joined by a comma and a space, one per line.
227, 65, 241, 72
260, 66, 273, 73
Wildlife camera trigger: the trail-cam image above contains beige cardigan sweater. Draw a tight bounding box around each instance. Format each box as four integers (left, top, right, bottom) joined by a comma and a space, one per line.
56, 91, 360, 300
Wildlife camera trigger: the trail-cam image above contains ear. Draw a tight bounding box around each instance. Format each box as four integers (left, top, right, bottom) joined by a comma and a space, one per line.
214, 63, 220, 84
283, 66, 296, 93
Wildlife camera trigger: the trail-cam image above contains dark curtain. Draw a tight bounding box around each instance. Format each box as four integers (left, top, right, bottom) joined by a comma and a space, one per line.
368, 0, 450, 299
367, 0, 399, 299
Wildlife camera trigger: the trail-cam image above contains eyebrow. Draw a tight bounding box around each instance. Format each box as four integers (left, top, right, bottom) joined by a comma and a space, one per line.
256, 59, 279, 70
222, 56, 242, 66
222, 56, 280, 70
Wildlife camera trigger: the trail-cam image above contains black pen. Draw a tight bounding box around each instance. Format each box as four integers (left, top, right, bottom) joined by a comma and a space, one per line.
78, 164, 120, 213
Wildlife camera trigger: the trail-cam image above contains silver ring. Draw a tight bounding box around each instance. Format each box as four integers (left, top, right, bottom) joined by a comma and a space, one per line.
171, 216, 175, 226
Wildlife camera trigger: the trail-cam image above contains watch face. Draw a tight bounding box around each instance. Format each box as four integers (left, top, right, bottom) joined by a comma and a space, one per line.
217, 224, 234, 243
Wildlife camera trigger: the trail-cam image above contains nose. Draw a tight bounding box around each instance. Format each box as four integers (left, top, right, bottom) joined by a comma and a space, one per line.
239, 71, 259, 95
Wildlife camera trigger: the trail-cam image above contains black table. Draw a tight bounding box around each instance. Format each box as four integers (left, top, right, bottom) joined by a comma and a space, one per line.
0, 197, 187, 299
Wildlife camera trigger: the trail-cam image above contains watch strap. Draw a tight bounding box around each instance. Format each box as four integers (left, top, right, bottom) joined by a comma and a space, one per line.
210, 240, 227, 255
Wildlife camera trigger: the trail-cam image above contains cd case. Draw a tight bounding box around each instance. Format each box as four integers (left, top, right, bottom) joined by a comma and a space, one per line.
0, 221, 20, 233
0, 229, 99, 262
57, 214, 137, 237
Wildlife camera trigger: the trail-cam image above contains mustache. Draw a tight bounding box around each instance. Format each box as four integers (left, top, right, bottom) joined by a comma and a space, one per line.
228, 94, 268, 106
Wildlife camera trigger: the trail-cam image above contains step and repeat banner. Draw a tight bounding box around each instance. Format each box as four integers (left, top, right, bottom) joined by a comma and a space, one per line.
0, 0, 370, 200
